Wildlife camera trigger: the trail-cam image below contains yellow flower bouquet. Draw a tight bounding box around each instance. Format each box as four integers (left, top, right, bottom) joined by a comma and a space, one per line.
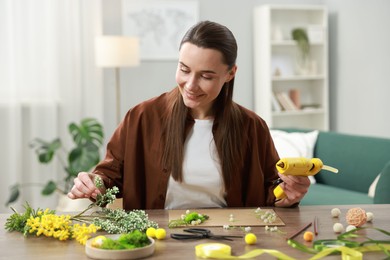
5, 177, 158, 245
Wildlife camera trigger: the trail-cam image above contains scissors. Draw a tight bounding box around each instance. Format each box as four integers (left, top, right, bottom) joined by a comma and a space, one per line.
170, 228, 242, 241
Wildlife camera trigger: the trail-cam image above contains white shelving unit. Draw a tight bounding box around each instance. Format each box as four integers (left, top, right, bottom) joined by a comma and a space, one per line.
253, 5, 329, 130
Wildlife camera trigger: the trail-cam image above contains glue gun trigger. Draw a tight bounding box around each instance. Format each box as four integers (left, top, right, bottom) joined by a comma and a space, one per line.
273, 178, 284, 185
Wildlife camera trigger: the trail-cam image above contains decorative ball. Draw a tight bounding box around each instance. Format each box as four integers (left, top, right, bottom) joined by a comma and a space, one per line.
346, 207, 367, 227
366, 212, 374, 222
303, 231, 314, 242
331, 208, 341, 218
245, 233, 257, 245
91, 235, 107, 248
155, 228, 167, 240
346, 225, 356, 232
333, 223, 344, 233
146, 227, 156, 238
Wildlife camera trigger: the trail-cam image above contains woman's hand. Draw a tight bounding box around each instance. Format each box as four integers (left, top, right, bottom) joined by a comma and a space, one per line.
274, 173, 311, 207
67, 172, 101, 200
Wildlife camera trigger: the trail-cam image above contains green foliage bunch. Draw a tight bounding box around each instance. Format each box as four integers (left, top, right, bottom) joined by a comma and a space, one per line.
6, 118, 104, 205
292, 28, 310, 60
168, 210, 209, 228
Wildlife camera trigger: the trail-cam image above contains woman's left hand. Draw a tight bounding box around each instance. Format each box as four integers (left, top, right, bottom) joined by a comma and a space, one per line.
274, 173, 311, 207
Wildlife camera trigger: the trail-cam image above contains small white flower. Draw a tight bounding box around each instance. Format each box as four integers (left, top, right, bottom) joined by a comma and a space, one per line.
223, 225, 230, 230
181, 214, 185, 220
186, 210, 190, 214
244, 227, 251, 232
191, 220, 196, 225
255, 207, 261, 213
265, 225, 269, 231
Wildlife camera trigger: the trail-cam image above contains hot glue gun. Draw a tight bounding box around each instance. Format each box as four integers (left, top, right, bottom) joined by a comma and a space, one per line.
273, 157, 339, 200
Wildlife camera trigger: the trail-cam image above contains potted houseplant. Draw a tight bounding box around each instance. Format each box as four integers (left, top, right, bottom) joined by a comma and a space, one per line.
6, 118, 104, 210
291, 28, 310, 74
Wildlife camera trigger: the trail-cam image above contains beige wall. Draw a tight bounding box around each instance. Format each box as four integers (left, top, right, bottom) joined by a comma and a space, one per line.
102, 0, 390, 139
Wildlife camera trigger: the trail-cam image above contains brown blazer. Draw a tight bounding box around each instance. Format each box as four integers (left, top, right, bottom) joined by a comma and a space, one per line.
93, 89, 279, 210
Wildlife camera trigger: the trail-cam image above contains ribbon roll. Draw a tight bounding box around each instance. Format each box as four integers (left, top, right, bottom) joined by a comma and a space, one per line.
195, 242, 390, 260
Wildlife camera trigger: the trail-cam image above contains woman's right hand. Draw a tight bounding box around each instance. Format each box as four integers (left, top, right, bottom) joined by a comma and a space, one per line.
67, 172, 102, 200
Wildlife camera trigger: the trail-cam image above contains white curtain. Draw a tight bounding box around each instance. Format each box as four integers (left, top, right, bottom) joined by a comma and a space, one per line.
0, 0, 103, 213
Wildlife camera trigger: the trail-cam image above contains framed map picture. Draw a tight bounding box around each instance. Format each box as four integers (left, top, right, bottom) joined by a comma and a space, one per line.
122, 0, 199, 60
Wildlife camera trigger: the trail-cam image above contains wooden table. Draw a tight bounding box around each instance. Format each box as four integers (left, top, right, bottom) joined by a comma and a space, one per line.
1, 205, 389, 259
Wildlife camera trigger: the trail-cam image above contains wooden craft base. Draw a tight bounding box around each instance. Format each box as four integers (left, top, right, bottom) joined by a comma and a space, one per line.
169, 208, 285, 227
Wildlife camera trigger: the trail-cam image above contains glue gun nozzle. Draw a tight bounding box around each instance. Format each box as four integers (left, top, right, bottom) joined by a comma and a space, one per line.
277, 162, 285, 168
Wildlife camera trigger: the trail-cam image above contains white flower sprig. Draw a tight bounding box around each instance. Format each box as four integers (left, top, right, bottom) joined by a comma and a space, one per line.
222, 224, 252, 234
265, 225, 286, 235
70, 176, 159, 234
91, 208, 158, 234
255, 208, 277, 224
223, 225, 230, 230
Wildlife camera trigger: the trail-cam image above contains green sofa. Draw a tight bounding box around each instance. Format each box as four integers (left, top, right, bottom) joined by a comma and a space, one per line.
280, 129, 390, 205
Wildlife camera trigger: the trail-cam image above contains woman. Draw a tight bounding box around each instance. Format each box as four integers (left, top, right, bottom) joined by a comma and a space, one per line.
68, 21, 310, 210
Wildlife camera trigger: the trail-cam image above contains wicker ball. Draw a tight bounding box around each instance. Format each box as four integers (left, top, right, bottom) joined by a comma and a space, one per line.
346, 207, 367, 227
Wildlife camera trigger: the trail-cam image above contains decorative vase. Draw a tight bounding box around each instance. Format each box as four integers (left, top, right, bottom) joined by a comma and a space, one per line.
56, 194, 92, 212
295, 50, 310, 75
106, 198, 123, 210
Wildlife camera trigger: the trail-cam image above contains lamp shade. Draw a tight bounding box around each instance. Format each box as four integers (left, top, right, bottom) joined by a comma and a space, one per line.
95, 36, 140, 67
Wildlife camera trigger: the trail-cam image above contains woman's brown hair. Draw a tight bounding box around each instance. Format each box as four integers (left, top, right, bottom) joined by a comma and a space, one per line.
162, 21, 244, 189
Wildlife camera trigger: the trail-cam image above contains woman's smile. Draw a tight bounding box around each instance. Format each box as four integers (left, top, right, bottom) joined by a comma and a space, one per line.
184, 89, 204, 101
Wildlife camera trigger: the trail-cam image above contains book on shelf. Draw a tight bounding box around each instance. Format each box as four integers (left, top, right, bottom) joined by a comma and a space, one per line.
271, 92, 282, 111
275, 91, 298, 111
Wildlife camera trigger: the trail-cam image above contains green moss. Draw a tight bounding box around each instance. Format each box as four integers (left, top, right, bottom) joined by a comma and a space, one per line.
100, 230, 151, 250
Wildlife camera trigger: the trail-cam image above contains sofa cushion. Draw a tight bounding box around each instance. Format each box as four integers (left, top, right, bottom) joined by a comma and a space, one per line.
373, 161, 390, 204
368, 173, 381, 198
301, 183, 374, 205
314, 131, 390, 194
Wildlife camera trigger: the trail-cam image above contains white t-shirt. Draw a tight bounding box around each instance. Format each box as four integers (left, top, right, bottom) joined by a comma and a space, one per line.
164, 119, 227, 209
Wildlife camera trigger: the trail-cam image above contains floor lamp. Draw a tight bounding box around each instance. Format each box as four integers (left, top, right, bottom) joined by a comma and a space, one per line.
95, 36, 140, 124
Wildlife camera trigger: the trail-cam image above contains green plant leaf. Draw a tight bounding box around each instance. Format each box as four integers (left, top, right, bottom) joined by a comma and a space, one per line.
42, 181, 57, 195
6, 184, 20, 206
66, 145, 100, 177
11, 118, 105, 201
292, 28, 310, 59
30, 138, 62, 163
69, 118, 104, 150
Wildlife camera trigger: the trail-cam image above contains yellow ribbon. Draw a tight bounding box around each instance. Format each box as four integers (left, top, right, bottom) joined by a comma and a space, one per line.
195, 243, 390, 260
308, 246, 363, 260
195, 243, 295, 260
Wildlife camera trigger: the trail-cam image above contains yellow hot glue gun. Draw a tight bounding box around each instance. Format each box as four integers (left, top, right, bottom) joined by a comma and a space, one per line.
273, 157, 338, 200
